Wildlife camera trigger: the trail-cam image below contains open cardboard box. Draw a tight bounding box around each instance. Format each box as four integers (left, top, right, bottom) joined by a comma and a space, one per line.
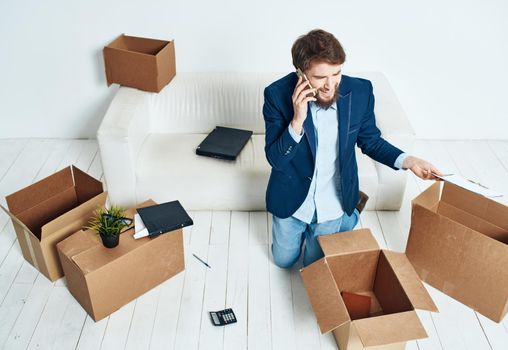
301, 229, 438, 350
1, 166, 106, 281
406, 181, 508, 322
56, 199, 185, 321
103, 34, 176, 93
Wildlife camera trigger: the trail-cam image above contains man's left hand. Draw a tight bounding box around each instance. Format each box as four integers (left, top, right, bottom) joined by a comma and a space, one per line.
403, 155, 443, 180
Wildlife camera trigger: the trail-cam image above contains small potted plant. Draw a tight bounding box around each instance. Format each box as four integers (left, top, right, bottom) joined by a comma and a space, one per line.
86, 206, 132, 248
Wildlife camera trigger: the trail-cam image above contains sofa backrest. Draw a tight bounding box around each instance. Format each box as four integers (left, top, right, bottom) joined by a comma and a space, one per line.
149, 71, 407, 136
151, 72, 281, 134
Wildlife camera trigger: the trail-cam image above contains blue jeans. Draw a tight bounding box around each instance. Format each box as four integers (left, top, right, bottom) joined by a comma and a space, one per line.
271, 209, 360, 268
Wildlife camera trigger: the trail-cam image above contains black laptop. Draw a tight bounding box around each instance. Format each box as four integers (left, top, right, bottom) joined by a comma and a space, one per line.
196, 126, 253, 161
136, 200, 193, 237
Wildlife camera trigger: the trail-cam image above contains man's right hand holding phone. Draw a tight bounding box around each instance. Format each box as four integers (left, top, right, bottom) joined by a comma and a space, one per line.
291, 75, 317, 135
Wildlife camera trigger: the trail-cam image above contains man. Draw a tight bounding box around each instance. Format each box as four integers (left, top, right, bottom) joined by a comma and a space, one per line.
263, 29, 442, 268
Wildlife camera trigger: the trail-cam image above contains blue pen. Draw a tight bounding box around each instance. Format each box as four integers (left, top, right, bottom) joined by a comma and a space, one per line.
193, 253, 211, 268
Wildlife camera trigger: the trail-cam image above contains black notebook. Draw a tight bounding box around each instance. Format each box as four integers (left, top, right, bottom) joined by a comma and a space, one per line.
136, 200, 193, 237
196, 126, 253, 161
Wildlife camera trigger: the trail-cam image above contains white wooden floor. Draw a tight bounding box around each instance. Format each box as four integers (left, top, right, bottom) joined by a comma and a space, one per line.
0, 139, 507, 350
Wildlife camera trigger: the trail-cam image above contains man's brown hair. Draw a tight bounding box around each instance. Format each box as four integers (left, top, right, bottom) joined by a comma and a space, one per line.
291, 29, 346, 71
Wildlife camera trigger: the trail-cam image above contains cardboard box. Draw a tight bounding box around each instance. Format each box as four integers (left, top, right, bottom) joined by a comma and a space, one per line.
406, 181, 508, 323
56, 199, 185, 321
103, 34, 176, 92
0, 166, 106, 282
301, 229, 438, 350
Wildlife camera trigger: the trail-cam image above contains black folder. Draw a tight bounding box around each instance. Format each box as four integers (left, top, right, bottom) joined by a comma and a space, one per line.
196, 126, 253, 161
136, 200, 193, 237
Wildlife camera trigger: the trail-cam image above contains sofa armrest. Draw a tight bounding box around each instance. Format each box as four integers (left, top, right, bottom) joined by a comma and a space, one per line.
97, 87, 153, 207
367, 72, 416, 210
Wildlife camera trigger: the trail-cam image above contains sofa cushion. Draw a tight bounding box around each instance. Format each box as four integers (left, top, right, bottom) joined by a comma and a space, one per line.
135, 133, 378, 211
136, 133, 270, 210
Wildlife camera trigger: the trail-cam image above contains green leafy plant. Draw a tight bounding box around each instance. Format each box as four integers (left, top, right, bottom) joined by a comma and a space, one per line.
85, 206, 130, 237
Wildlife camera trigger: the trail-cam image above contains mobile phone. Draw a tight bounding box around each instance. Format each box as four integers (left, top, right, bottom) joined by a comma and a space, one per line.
296, 68, 316, 97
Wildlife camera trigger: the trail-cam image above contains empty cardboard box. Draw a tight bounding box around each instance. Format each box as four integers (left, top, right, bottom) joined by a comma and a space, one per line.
103, 34, 176, 92
301, 229, 438, 350
406, 181, 508, 323
1, 166, 106, 281
56, 199, 185, 321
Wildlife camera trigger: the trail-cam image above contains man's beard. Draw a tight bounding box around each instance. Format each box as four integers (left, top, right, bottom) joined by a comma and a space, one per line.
315, 84, 339, 109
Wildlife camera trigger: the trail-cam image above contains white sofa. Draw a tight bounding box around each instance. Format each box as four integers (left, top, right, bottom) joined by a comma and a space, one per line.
97, 72, 414, 211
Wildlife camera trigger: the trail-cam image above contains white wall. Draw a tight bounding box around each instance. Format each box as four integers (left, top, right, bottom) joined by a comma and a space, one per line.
1, 0, 507, 139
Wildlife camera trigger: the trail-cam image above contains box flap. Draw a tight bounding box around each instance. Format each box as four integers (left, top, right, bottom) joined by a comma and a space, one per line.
382, 250, 438, 312
18, 187, 78, 240
103, 45, 158, 90
107, 34, 169, 55
318, 229, 379, 258
5, 166, 74, 215
155, 40, 176, 90
71, 166, 104, 205
412, 181, 441, 210
353, 311, 427, 347
300, 258, 350, 333
41, 192, 108, 239
437, 201, 507, 243
441, 182, 508, 231
57, 228, 100, 263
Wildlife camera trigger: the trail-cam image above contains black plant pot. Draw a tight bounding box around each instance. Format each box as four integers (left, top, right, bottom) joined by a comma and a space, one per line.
100, 233, 120, 248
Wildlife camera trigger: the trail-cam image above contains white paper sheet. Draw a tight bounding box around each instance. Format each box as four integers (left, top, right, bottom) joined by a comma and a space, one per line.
433, 173, 503, 198
133, 213, 149, 239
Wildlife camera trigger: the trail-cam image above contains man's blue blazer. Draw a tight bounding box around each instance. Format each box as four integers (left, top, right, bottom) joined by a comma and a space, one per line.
263, 72, 404, 219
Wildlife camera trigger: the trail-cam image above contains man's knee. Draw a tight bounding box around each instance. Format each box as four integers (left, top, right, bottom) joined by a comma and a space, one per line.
271, 244, 299, 269
273, 256, 297, 269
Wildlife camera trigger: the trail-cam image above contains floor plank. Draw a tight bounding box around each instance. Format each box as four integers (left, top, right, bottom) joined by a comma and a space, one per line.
223, 212, 249, 350
0, 282, 33, 346
174, 244, 208, 350
247, 211, 271, 350
101, 300, 137, 350
124, 287, 160, 350
290, 265, 322, 350
269, 245, 296, 350
489, 141, 508, 173
2, 274, 54, 350
75, 316, 108, 350
209, 211, 230, 245
52, 292, 87, 350
198, 244, 229, 350
26, 286, 74, 350
0, 139, 27, 182
149, 273, 185, 350
247, 244, 271, 350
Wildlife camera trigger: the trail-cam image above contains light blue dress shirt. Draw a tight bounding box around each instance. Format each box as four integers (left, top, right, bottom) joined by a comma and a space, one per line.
288, 101, 407, 224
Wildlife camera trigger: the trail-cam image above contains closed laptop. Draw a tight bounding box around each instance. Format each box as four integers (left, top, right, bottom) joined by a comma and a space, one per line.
196, 126, 253, 161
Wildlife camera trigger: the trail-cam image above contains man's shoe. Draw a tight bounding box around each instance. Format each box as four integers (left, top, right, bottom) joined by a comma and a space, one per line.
356, 191, 369, 214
